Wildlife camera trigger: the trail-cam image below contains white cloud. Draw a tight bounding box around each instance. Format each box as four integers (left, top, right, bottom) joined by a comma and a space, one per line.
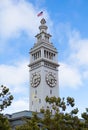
70, 38, 88, 66
0, 0, 52, 57
55, 23, 88, 84
0, 60, 29, 94
61, 25, 88, 66
0, 0, 37, 38
0, 0, 49, 39
4, 98, 29, 114
55, 22, 88, 68
59, 63, 82, 89
0, 59, 29, 114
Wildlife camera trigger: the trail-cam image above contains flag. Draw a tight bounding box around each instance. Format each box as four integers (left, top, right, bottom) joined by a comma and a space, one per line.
37, 11, 43, 17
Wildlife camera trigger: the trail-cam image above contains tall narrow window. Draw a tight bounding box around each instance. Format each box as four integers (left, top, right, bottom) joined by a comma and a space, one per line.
34, 54, 35, 60
46, 51, 48, 58
39, 50, 41, 58
35, 53, 37, 59
38, 51, 39, 58
35, 90, 37, 95
49, 52, 50, 59
44, 50, 46, 58
39, 99, 41, 103
50, 90, 52, 94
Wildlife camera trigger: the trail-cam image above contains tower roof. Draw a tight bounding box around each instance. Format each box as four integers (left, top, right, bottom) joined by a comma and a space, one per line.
40, 18, 46, 24
39, 18, 48, 33
30, 18, 57, 52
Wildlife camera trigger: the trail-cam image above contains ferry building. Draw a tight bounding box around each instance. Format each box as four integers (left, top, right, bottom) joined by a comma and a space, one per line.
6, 18, 59, 130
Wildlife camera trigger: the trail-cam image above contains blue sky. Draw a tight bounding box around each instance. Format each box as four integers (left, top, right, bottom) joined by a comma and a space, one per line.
0, 0, 88, 117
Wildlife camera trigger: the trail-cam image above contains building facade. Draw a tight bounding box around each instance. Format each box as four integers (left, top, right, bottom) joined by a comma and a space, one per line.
7, 18, 59, 129
6, 110, 42, 130
29, 18, 59, 112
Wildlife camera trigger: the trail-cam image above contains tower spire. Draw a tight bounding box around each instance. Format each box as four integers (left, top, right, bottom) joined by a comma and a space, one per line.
35, 18, 51, 44
39, 18, 48, 33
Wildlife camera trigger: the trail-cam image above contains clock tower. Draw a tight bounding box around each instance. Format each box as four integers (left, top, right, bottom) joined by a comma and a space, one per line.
29, 18, 59, 112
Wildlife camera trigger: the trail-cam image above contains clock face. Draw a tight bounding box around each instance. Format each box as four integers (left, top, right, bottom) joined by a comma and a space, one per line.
31, 73, 41, 88
46, 72, 57, 87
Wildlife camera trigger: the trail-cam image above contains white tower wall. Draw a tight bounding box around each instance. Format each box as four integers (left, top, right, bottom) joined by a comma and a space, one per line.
29, 18, 59, 112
